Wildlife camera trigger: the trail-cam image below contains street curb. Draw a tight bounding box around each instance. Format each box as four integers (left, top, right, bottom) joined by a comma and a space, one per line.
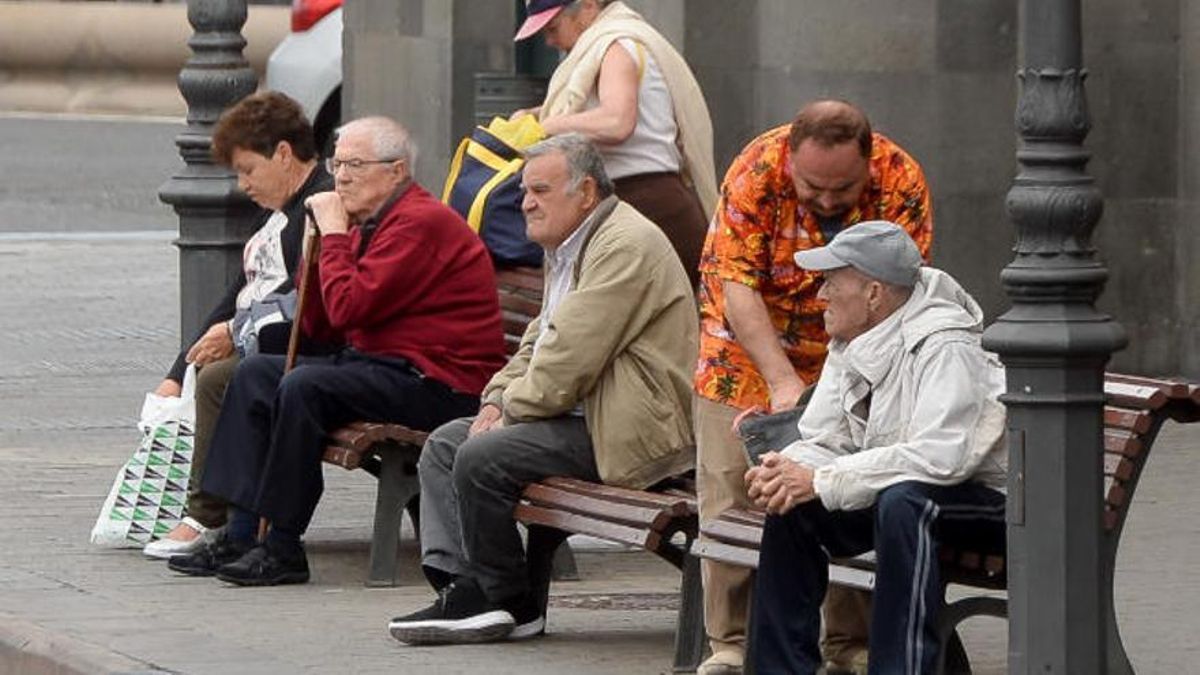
0, 613, 168, 675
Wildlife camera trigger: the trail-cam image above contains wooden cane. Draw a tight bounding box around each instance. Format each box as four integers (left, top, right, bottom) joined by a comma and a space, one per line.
262, 206, 322, 542
284, 206, 322, 373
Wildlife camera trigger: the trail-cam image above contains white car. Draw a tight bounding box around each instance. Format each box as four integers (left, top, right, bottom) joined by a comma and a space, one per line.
266, 1, 343, 153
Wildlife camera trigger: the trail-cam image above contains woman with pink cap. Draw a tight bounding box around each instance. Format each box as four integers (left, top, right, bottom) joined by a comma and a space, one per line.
514, 0, 717, 288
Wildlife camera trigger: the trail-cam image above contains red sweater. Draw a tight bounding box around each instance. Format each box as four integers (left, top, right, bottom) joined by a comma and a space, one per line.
301, 184, 507, 395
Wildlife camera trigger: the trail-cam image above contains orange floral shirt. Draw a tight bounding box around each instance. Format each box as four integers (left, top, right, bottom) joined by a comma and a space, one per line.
694, 127, 933, 410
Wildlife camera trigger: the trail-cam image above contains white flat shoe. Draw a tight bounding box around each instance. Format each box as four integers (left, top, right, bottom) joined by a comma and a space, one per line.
143, 517, 209, 560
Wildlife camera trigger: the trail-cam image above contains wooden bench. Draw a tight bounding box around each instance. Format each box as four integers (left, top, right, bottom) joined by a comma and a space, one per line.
691, 373, 1200, 674
321, 260, 705, 671
515, 475, 704, 671
320, 266, 544, 586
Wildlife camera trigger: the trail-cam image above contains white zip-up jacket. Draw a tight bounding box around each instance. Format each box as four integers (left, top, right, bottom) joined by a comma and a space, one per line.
781, 267, 1008, 511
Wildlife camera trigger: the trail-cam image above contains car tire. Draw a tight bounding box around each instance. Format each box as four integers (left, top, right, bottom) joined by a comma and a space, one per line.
313, 86, 341, 158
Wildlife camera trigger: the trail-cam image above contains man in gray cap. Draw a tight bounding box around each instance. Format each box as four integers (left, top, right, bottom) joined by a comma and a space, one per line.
744, 221, 1008, 674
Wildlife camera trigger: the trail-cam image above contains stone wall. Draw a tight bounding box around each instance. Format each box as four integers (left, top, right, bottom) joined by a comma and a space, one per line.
344, 0, 1198, 377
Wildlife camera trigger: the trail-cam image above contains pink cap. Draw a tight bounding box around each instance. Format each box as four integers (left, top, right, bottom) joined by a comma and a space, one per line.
514, 0, 570, 41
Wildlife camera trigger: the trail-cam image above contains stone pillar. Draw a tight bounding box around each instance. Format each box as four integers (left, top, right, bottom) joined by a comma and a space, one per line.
158, 0, 258, 347
981, 0, 1127, 672
1179, 0, 1200, 375
343, 0, 514, 189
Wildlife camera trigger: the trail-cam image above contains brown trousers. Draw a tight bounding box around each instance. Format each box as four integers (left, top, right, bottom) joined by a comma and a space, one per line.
694, 396, 870, 662
613, 171, 707, 290
185, 354, 238, 528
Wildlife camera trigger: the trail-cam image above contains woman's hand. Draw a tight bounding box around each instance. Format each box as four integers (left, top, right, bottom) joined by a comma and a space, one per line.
153, 378, 182, 398
509, 106, 541, 121
186, 322, 235, 366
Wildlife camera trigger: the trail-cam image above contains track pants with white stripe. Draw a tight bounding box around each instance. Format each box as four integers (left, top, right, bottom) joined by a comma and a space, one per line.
751, 480, 1006, 675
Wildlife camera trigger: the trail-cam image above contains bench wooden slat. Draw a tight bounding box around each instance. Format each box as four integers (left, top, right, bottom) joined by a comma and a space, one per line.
690, 539, 760, 569
1105, 373, 1193, 400
496, 267, 544, 292
1104, 381, 1169, 410
1105, 481, 1128, 510
522, 483, 673, 530
829, 563, 876, 591
541, 476, 695, 516
323, 422, 429, 471
1103, 428, 1143, 457
500, 296, 542, 317
700, 518, 763, 548
323, 446, 362, 470
515, 503, 660, 550
1103, 453, 1135, 481
1104, 507, 1119, 531
1103, 406, 1152, 433
719, 508, 766, 527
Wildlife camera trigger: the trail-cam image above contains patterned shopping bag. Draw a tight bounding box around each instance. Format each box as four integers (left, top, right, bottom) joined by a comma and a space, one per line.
90, 366, 196, 547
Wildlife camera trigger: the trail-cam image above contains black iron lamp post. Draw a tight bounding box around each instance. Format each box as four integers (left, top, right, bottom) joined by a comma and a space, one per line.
158, 0, 258, 347
982, 0, 1128, 672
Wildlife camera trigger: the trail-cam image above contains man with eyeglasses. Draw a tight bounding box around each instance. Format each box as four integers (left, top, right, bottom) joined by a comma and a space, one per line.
168, 116, 508, 586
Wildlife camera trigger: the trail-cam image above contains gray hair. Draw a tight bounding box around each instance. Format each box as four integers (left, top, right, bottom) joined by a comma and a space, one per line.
562, 0, 614, 17
335, 116, 419, 173
524, 133, 615, 198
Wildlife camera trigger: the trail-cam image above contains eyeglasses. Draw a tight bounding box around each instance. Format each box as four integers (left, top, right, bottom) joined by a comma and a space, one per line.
325, 157, 400, 174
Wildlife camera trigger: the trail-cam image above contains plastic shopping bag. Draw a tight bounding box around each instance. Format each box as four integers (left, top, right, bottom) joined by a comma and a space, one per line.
90, 365, 197, 548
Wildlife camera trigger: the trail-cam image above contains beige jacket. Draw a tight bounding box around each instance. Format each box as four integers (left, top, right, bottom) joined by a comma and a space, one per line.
482, 199, 698, 488
538, 1, 719, 218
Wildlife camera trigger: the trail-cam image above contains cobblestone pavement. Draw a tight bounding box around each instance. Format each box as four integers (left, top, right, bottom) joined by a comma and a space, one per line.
0, 236, 1196, 674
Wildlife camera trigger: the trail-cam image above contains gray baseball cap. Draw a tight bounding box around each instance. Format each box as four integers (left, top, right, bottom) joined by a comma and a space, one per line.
793, 220, 922, 287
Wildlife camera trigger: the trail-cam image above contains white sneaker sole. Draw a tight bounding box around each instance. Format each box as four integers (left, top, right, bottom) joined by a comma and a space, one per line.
388, 610, 515, 645
143, 535, 205, 560
509, 615, 545, 640
143, 518, 209, 560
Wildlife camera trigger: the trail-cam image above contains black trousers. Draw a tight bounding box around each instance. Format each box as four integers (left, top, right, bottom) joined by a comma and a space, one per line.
201, 350, 479, 536
752, 481, 1006, 675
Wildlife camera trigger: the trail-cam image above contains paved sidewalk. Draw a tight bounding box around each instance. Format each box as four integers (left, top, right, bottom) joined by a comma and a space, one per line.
0, 236, 1196, 674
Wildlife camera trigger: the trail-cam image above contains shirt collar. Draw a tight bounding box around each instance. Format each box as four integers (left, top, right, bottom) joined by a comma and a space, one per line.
358, 180, 413, 228
543, 195, 617, 266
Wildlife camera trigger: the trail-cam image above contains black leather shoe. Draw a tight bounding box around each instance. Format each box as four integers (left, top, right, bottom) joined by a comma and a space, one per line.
216, 542, 310, 587
167, 531, 252, 577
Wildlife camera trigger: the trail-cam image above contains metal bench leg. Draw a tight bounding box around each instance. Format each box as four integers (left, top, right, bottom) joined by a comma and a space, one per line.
551, 538, 580, 581
940, 630, 970, 675
1105, 598, 1133, 675
366, 448, 420, 587
935, 595, 1007, 675
526, 525, 570, 619
672, 551, 706, 672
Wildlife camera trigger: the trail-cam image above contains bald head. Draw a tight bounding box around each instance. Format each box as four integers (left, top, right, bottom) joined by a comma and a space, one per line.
787, 100, 873, 159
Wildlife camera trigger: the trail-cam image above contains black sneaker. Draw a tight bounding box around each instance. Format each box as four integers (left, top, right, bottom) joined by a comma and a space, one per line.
388, 577, 515, 645
215, 541, 310, 587
167, 531, 252, 577
503, 593, 545, 640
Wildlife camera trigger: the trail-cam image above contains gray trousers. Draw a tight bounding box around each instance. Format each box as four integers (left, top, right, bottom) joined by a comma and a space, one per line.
418, 415, 599, 602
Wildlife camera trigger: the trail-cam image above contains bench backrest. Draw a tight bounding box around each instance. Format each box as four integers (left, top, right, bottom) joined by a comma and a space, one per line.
496, 266, 544, 355
695, 372, 1200, 588
1101, 373, 1200, 538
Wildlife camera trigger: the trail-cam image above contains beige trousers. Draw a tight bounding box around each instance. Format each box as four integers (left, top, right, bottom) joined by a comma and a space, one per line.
695, 396, 755, 657
694, 395, 870, 662
186, 354, 239, 528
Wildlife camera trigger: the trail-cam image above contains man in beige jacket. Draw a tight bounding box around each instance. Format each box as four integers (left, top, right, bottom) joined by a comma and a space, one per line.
388, 133, 697, 646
